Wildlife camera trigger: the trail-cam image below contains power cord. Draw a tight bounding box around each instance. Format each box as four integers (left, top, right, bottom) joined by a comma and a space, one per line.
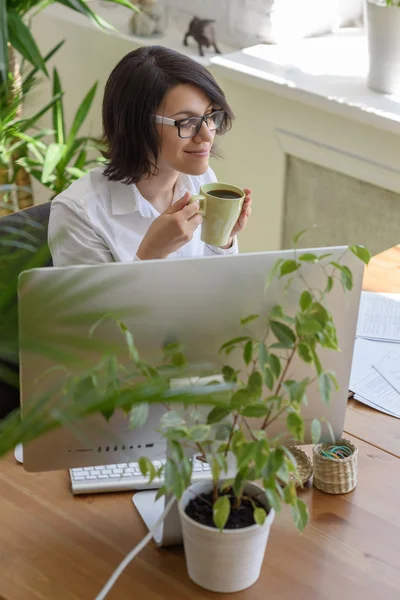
94, 496, 177, 600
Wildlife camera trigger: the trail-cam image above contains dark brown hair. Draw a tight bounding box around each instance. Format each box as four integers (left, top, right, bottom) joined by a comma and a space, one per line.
101, 45, 234, 184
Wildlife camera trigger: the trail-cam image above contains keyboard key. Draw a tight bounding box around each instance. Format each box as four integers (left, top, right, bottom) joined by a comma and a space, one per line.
90, 470, 99, 476
86, 476, 97, 480
73, 475, 85, 480
117, 463, 128, 468
110, 474, 121, 478
73, 468, 84, 473
97, 475, 108, 479
113, 469, 123, 474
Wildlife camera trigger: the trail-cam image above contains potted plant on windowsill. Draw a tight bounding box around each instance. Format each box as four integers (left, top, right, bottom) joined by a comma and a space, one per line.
365, 0, 400, 94
133, 243, 370, 594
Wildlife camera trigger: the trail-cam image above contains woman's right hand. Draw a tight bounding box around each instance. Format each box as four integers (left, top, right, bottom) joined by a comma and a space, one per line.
136, 192, 202, 260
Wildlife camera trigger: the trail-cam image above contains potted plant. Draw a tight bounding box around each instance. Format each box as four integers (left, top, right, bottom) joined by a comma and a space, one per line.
132, 243, 370, 593
365, 0, 400, 94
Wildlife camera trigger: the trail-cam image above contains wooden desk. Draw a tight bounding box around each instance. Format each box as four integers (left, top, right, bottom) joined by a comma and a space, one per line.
1, 246, 400, 600
0, 432, 399, 600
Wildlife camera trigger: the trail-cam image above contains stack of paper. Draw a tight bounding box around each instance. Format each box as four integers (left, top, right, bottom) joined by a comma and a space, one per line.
349, 292, 400, 418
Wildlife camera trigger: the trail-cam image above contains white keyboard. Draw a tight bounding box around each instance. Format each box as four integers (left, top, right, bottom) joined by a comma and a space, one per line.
69, 457, 212, 495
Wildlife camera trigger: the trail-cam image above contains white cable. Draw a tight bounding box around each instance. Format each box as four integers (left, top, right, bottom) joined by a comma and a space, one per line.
94, 495, 176, 600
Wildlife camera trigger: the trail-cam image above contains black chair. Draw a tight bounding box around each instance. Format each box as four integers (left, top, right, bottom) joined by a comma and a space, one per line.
0, 202, 52, 419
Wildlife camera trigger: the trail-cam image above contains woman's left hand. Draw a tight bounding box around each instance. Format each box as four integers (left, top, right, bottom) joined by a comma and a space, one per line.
230, 188, 252, 237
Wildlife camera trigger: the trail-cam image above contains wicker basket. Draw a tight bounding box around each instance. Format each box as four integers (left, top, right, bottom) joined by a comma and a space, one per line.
285, 446, 313, 488
312, 438, 358, 494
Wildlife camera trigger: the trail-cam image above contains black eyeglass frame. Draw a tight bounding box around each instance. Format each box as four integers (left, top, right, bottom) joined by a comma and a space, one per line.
153, 109, 225, 139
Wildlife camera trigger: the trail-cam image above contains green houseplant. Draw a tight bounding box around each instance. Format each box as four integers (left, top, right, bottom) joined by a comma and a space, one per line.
124, 243, 371, 593
0, 0, 138, 210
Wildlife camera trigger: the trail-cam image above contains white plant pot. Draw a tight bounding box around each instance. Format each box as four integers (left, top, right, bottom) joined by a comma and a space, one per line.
178, 481, 275, 593
366, 1, 400, 94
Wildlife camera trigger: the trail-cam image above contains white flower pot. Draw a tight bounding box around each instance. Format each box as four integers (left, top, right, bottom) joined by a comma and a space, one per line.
178, 481, 275, 593
366, 1, 400, 94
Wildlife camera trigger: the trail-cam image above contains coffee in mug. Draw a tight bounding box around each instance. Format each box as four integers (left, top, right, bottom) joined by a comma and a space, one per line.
189, 182, 245, 247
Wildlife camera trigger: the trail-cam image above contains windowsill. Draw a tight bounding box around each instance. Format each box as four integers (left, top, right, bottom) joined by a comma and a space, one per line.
210, 28, 400, 135
42, 3, 237, 66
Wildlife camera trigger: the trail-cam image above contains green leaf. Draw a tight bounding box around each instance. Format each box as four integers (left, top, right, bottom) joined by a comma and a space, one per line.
7, 10, 48, 76
267, 353, 281, 378
298, 342, 313, 364
265, 488, 281, 513
300, 290, 313, 311
298, 253, 318, 262
318, 372, 332, 404
331, 262, 353, 291
292, 228, 308, 244
269, 305, 284, 319
220, 336, 251, 354
214, 423, 232, 441
240, 314, 259, 325
170, 440, 185, 464
280, 260, 299, 276
189, 425, 211, 443
326, 276, 334, 293
0, 0, 8, 89
231, 388, 251, 409
248, 371, 263, 396
327, 371, 339, 390
286, 412, 304, 442
213, 496, 231, 531
138, 457, 156, 481
284, 379, 309, 406
159, 410, 185, 430
211, 457, 221, 482
265, 258, 284, 291
236, 441, 257, 470
66, 82, 97, 149
340, 265, 353, 291
311, 418, 322, 444
41, 143, 66, 183
241, 404, 269, 417
264, 367, 274, 390
222, 365, 237, 383
270, 321, 295, 348
254, 507, 267, 525
258, 342, 268, 367
291, 498, 309, 532
243, 340, 253, 365
117, 320, 140, 363
207, 406, 231, 424
52, 68, 65, 145
164, 460, 184, 499
283, 481, 297, 505
297, 319, 323, 336
350, 245, 371, 265
155, 486, 167, 501
129, 403, 149, 429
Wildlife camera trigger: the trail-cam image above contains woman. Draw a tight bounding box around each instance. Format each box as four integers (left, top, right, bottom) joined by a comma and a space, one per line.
48, 45, 252, 266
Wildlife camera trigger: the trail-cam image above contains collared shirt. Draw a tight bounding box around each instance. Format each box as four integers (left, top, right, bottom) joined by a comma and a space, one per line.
48, 167, 238, 266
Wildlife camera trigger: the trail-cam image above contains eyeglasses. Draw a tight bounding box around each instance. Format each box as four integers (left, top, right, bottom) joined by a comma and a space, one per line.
153, 110, 225, 139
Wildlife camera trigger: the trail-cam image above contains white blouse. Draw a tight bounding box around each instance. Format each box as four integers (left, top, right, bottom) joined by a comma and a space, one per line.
48, 166, 238, 266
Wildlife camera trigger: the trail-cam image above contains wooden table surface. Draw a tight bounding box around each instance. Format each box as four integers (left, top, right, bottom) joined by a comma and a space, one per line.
1, 246, 399, 600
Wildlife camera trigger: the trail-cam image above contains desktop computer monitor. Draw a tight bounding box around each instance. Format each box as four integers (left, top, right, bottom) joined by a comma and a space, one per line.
18, 247, 363, 474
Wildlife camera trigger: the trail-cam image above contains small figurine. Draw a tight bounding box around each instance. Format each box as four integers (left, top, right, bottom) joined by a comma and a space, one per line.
130, 0, 166, 37
183, 17, 221, 57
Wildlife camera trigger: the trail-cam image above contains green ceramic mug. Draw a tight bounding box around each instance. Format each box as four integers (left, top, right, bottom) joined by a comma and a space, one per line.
189, 182, 245, 247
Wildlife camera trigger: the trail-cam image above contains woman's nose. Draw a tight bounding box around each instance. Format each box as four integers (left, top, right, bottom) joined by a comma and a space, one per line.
194, 121, 214, 143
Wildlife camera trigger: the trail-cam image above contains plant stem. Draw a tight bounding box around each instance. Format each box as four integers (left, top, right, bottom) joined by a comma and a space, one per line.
241, 416, 257, 441
261, 344, 297, 430
224, 413, 239, 457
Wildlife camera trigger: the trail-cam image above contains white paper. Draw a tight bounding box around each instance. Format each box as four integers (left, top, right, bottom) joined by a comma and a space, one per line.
353, 394, 400, 418
356, 292, 400, 342
351, 369, 400, 417
373, 352, 400, 395
349, 338, 400, 386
